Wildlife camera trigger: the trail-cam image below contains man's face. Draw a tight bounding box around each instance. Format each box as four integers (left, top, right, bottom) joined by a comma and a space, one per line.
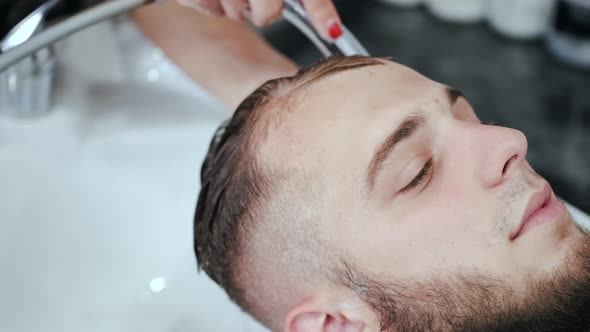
262, 60, 589, 329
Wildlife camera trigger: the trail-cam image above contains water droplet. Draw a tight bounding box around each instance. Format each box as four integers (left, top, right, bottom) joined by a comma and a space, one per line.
149, 277, 167, 293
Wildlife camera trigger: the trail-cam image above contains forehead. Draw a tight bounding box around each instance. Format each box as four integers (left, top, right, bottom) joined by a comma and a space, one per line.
258, 61, 441, 194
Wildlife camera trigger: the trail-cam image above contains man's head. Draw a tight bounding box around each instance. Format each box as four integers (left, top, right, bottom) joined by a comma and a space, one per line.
194, 56, 590, 332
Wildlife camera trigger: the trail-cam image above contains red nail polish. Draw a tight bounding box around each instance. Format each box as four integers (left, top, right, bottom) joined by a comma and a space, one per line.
328, 22, 343, 39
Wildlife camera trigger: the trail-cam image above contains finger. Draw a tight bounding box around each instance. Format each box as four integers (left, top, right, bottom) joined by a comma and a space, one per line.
220, 0, 246, 21
301, 0, 342, 40
177, 0, 224, 16
249, 0, 283, 27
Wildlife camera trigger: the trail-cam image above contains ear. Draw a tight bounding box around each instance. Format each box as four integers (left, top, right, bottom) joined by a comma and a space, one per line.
285, 298, 366, 332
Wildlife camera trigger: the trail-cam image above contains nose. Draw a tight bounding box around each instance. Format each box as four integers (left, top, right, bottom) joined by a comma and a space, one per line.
456, 124, 529, 188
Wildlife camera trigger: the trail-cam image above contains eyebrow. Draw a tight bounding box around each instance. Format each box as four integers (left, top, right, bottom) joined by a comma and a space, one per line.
365, 86, 464, 193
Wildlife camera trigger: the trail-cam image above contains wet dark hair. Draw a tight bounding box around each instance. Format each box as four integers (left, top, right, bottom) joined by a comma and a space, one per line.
194, 55, 384, 318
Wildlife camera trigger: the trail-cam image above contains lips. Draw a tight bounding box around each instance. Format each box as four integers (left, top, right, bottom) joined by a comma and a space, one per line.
509, 183, 552, 240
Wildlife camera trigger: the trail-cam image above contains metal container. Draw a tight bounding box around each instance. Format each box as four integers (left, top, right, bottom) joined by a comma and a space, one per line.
425, 0, 488, 23
546, 0, 590, 69
488, 0, 556, 40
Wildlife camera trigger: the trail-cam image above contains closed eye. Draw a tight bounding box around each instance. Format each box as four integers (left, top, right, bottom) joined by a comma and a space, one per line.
400, 158, 433, 194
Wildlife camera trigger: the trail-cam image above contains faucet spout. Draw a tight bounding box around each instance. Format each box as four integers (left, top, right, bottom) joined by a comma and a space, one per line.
1, 0, 61, 52
0, 0, 155, 72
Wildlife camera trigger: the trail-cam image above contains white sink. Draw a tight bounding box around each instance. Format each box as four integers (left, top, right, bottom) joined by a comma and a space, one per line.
0, 18, 267, 332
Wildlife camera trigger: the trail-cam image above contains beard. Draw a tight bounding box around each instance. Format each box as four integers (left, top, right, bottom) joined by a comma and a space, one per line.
339, 229, 590, 332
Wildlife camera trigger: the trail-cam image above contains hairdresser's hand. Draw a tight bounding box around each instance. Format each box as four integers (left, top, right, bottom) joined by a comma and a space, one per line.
175, 0, 343, 40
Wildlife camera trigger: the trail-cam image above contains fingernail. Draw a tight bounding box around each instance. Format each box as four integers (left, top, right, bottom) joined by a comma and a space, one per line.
328, 21, 343, 40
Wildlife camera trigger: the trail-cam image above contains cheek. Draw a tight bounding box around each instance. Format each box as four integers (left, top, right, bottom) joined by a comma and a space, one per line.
427, 164, 496, 231
343, 179, 502, 280
419, 174, 481, 230
383, 191, 502, 277
385, 214, 503, 279
351, 208, 479, 280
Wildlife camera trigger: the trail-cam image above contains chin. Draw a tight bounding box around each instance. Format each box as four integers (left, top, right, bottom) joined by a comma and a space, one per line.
539, 210, 578, 242
549, 216, 588, 270
557, 212, 588, 245
518, 213, 585, 273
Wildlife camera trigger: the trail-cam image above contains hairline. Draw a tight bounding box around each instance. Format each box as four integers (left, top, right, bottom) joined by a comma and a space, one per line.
195, 55, 390, 330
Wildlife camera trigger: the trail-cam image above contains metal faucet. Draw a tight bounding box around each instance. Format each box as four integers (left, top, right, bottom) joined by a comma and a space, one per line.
0, 0, 368, 118
0, 0, 155, 117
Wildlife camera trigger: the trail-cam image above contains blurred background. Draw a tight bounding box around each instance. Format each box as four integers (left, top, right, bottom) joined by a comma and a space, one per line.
0, 0, 588, 331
